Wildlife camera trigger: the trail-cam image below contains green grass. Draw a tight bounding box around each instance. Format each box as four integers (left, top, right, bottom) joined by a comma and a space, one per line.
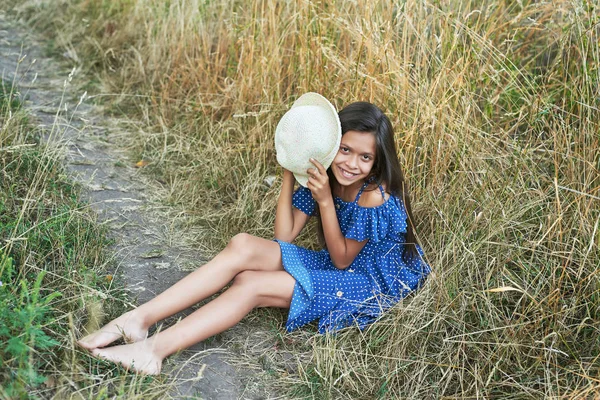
0, 81, 168, 398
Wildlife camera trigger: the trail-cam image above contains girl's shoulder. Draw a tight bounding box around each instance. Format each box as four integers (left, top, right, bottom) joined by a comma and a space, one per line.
356, 182, 390, 209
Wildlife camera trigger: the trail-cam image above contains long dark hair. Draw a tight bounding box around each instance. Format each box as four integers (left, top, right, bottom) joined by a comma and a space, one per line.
318, 102, 418, 259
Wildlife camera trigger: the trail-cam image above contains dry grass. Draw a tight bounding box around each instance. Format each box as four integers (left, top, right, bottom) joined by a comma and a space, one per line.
7, 0, 600, 398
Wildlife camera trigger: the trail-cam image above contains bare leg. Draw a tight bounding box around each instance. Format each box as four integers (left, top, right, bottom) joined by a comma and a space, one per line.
78, 234, 284, 349
92, 270, 295, 374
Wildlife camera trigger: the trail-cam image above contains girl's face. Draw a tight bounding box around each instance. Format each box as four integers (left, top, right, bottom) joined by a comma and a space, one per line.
331, 130, 376, 188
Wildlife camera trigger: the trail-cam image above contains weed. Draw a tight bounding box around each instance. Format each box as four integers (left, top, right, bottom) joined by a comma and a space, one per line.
0, 257, 61, 397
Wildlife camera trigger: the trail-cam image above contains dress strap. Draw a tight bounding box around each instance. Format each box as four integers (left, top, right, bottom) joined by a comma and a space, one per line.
353, 176, 379, 203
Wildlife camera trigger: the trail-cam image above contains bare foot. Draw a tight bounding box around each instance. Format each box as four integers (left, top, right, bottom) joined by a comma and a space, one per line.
78, 310, 147, 349
92, 339, 163, 375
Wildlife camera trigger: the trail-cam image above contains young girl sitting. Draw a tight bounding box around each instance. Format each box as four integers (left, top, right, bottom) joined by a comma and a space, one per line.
78, 96, 430, 375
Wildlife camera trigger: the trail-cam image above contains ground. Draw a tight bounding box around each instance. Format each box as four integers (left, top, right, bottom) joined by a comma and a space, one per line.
0, 14, 279, 400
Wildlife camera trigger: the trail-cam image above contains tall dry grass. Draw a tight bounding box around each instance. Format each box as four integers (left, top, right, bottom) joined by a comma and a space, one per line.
8, 0, 600, 397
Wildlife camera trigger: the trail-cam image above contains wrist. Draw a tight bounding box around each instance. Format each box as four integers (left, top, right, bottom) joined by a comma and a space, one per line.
317, 197, 334, 209
283, 170, 295, 184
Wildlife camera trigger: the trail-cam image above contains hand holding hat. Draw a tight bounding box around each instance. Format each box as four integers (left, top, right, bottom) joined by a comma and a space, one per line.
275, 93, 342, 187
305, 157, 333, 205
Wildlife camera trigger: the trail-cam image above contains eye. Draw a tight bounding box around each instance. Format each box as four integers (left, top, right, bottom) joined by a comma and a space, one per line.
340, 146, 349, 153
362, 155, 372, 161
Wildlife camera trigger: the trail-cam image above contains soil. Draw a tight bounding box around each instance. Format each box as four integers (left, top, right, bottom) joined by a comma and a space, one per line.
0, 14, 280, 400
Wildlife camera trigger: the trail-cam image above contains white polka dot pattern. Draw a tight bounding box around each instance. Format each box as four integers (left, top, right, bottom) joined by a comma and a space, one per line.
275, 183, 431, 333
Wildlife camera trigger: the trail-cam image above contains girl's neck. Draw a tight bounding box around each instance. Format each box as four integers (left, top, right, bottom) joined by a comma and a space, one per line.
333, 178, 368, 202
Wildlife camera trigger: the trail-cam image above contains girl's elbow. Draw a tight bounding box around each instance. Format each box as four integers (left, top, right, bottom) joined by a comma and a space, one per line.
274, 231, 295, 243
331, 257, 351, 270
331, 249, 359, 269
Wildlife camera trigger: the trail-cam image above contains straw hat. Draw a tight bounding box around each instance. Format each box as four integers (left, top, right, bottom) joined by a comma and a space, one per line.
275, 93, 342, 187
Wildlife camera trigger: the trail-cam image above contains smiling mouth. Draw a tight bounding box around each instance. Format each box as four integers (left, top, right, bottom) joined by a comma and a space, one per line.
339, 167, 358, 179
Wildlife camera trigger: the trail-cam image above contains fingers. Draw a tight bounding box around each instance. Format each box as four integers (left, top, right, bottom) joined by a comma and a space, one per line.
307, 170, 326, 190
306, 159, 328, 200
306, 158, 326, 180
306, 171, 319, 187
306, 167, 319, 181
307, 175, 331, 205
309, 158, 326, 174
306, 178, 323, 196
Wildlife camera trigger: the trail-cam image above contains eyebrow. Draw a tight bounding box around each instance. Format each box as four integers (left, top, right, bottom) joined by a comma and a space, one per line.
340, 143, 375, 157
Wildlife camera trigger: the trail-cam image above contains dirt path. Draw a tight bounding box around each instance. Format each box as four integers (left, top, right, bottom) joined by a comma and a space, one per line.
1, 14, 271, 400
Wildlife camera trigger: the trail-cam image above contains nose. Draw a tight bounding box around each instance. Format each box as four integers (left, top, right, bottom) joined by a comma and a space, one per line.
347, 155, 358, 169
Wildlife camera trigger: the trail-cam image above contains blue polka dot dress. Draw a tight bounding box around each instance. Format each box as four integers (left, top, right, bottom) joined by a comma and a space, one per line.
275, 181, 431, 333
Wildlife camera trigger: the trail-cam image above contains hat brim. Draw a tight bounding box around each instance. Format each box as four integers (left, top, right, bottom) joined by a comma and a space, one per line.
293, 172, 310, 188
276, 92, 341, 187
291, 92, 338, 116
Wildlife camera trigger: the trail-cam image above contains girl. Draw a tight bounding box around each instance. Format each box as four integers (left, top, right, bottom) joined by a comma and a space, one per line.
78, 101, 430, 375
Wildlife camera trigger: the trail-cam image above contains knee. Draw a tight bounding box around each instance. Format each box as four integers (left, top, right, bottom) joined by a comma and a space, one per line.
227, 233, 253, 251
231, 271, 260, 303
227, 233, 256, 259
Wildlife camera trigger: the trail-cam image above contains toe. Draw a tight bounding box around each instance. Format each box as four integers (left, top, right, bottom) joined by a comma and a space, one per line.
77, 337, 96, 350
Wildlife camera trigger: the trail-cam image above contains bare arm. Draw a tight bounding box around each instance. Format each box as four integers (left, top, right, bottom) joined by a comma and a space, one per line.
306, 159, 368, 269
274, 169, 310, 242
318, 200, 368, 269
